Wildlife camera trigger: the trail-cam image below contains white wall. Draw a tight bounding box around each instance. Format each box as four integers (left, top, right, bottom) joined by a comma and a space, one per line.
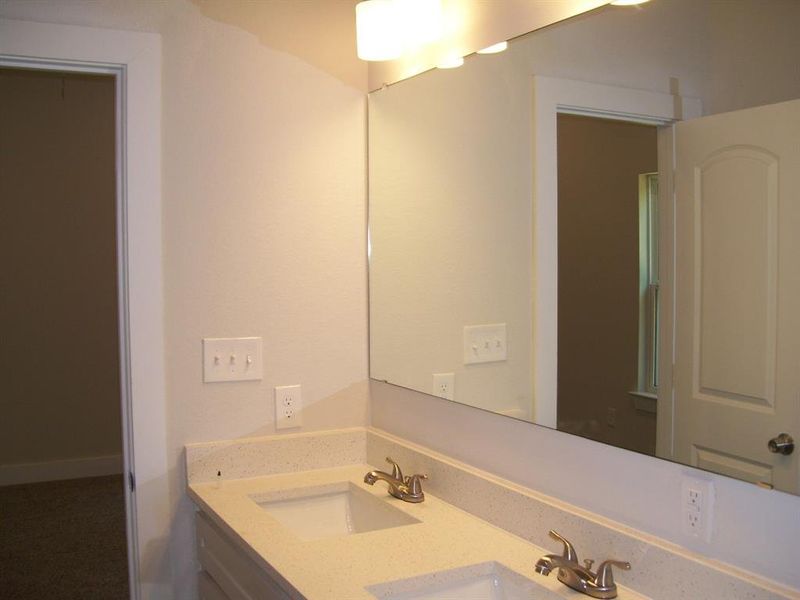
0, 1, 369, 598
160, 5, 369, 593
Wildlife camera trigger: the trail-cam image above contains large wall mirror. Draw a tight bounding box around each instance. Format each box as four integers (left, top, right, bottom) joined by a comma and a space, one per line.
368, 0, 800, 494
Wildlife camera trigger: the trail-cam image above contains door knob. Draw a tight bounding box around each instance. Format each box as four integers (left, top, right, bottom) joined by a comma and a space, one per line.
768, 434, 794, 455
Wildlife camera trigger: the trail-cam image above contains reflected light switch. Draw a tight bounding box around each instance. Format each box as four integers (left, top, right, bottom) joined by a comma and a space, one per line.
463, 323, 507, 364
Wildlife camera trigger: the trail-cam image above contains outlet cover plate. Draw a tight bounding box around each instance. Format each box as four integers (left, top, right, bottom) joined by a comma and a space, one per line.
432, 372, 455, 400
681, 476, 714, 542
275, 384, 303, 429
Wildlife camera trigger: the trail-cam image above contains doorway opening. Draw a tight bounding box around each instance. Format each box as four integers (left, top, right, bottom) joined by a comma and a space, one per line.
0, 67, 130, 598
554, 113, 660, 456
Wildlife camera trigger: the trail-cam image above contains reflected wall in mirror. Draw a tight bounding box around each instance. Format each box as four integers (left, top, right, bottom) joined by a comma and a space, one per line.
368, 0, 800, 494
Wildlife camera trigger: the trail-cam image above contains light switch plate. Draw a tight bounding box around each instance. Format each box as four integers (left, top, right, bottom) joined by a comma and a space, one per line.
463, 323, 507, 364
203, 337, 263, 382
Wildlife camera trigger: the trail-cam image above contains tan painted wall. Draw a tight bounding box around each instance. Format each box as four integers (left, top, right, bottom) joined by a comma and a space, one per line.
556, 114, 657, 455
0, 68, 121, 466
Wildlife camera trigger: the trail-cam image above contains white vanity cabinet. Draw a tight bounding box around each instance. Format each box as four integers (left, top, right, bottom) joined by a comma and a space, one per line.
195, 511, 295, 600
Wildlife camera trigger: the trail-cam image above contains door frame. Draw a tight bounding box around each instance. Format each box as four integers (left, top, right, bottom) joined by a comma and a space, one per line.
530, 76, 701, 445
1, 19, 165, 599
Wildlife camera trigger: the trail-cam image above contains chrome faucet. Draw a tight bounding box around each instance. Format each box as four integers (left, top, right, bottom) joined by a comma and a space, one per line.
364, 457, 427, 503
534, 530, 631, 599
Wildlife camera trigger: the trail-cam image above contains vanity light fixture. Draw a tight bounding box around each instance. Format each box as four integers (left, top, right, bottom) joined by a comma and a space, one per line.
402, 0, 443, 47
609, 0, 651, 5
477, 41, 508, 55
436, 54, 464, 69
356, 0, 403, 61
356, 0, 443, 61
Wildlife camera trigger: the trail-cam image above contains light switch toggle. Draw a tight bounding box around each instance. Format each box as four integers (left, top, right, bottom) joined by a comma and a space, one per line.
463, 323, 507, 364
203, 337, 263, 382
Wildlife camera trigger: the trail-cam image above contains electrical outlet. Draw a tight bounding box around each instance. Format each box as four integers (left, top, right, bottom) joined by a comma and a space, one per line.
686, 506, 701, 531
681, 477, 714, 541
275, 385, 302, 430
432, 373, 455, 400
687, 487, 702, 510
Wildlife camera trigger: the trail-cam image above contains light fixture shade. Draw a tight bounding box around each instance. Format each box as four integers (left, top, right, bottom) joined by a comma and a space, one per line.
610, 0, 651, 5
437, 55, 464, 69
402, 0, 443, 47
476, 41, 508, 55
356, 0, 403, 61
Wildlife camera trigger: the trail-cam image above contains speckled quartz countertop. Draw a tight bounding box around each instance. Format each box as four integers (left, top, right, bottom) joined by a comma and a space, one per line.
188, 464, 649, 600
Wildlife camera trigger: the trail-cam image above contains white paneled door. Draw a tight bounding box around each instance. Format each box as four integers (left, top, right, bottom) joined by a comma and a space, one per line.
673, 99, 800, 493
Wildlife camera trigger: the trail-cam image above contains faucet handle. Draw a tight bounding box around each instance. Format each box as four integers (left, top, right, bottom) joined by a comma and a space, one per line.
406, 473, 428, 495
594, 560, 631, 588
385, 456, 403, 481
548, 530, 578, 562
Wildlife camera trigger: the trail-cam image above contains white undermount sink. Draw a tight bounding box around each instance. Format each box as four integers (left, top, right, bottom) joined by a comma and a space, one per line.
251, 482, 419, 540
367, 562, 561, 600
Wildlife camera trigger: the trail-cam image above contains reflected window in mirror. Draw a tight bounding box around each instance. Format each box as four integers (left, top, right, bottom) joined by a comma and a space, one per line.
638, 171, 660, 398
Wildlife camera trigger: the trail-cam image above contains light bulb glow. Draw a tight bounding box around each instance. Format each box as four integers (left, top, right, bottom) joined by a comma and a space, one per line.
477, 41, 508, 55
437, 55, 464, 69
610, 0, 651, 5
356, 0, 403, 61
401, 0, 442, 47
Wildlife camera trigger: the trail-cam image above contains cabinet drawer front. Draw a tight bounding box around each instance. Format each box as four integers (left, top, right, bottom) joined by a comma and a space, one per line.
196, 511, 295, 600
199, 571, 231, 600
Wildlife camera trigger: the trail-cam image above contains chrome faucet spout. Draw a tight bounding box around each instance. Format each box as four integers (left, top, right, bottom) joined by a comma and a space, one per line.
363, 458, 427, 503
534, 531, 630, 599
534, 554, 574, 576
535, 554, 593, 582
363, 470, 396, 486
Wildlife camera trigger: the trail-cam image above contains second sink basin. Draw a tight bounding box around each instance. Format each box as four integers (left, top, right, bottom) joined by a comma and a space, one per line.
251, 482, 419, 540
367, 562, 562, 600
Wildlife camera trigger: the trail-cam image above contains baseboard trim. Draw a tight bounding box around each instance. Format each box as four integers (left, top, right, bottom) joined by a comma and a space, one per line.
0, 454, 123, 486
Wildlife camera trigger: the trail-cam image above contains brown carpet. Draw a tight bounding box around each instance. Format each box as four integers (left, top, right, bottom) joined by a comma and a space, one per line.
0, 475, 130, 599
